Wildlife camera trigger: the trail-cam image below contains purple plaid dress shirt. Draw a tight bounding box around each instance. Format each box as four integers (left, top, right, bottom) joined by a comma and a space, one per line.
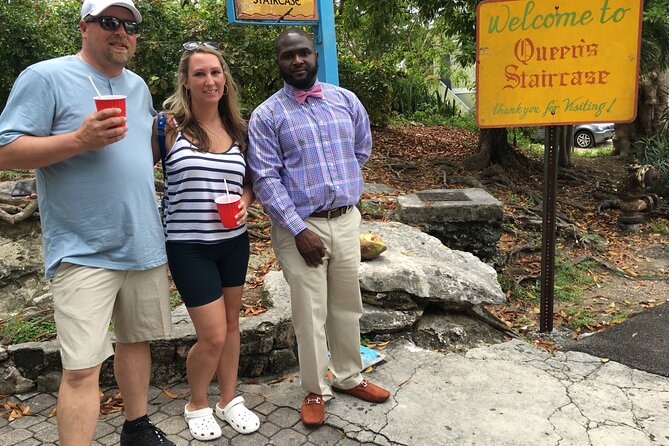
248, 81, 372, 236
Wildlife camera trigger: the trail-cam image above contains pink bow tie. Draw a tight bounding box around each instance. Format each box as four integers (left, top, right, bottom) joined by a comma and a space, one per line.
294, 84, 323, 104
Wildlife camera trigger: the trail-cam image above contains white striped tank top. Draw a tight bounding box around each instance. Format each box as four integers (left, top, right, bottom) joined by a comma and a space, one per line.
164, 133, 247, 243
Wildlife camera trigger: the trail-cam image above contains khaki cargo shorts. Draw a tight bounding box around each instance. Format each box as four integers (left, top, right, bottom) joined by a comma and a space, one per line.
51, 263, 172, 370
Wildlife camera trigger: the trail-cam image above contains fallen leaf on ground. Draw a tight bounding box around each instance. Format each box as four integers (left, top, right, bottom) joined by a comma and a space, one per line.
269, 374, 296, 384
161, 388, 177, 399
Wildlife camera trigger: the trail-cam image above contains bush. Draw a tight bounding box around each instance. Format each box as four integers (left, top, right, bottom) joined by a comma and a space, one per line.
131, 0, 282, 115
639, 134, 669, 197
0, 0, 79, 107
389, 74, 460, 125
639, 110, 669, 198
339, 57, 394, 127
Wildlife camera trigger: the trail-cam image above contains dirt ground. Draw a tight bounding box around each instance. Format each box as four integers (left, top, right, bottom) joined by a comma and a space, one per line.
244, 124, 669, 339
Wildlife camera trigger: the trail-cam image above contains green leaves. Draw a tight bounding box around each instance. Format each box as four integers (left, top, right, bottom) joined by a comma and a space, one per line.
0, 0, 79, 107
339, 57, 394, 127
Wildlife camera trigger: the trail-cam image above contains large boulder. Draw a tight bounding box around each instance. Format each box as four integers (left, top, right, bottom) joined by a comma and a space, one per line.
358, 221, 505, 309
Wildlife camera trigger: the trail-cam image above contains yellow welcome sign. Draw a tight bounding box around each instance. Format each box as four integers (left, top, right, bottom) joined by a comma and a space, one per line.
476, 0, 642, 128
233, 0, 318, 22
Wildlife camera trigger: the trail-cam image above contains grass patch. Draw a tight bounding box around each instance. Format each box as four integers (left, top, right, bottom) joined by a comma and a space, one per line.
605, 310, 631, 325
553, 256, 593, 303
562, 307, 595, 328
522, 142, 545, 158
154, 167, 164, 182
0, 317, 56, 344
498, 273, 539, 303
518, 142, 613, 159
501, 256, 594, 305
575, 146, 613, 157
0, 169, 32, 182
506, 193, 522, 205
169, 290, 183, 310
647, 218, 669, 234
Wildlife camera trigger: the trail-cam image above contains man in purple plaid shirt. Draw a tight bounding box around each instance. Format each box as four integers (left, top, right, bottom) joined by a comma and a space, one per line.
248, 28, 391, 427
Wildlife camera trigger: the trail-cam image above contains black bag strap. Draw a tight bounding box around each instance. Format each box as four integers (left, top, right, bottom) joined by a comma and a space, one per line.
157, 112, 167, 181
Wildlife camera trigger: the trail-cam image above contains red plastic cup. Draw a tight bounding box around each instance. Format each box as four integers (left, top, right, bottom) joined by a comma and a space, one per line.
215, 195, 241, 228
94, 95, 126, 128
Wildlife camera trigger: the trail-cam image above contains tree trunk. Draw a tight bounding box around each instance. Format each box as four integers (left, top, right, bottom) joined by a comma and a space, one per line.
613, 70, 669, 159
557, 125, 574, 168
462, 128, 534, 171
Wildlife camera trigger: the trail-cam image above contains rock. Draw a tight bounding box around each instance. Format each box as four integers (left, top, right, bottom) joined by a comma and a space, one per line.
36, 371, 62, 393
9, 343, 45, 380
360, 304, 423, 335
0, 366, 34, 394
396, 188, 503, 262
268, 348, 298, 373
0, 218, 49, 319
359, 221, 505, 308
239, 354, 269, 377
413, 312, 508, 352
361, 290, 420, 311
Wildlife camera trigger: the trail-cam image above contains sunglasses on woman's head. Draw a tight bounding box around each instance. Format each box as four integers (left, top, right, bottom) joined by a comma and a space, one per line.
183, 41, 220, 51
86, 16, 140, 35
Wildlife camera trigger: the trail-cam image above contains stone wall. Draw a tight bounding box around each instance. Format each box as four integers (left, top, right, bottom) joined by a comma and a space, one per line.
0, 282, 299, 395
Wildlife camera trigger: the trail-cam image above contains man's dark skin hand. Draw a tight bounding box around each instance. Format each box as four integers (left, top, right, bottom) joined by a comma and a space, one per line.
295, 228, 327, 267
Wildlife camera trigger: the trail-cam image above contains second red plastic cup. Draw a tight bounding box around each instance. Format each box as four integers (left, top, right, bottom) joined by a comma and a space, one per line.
94, 95, 126, 128
215, 195, 241, 228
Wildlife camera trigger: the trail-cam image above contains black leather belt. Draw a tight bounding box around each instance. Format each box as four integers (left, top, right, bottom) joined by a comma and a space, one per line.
310, 205, 352, 219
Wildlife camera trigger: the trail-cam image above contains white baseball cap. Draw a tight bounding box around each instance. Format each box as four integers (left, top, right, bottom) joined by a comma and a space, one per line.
81, 0, 142, 23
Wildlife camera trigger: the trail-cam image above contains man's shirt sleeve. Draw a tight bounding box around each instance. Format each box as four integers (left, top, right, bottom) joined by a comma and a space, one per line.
248, 109, 308, 236
351, 94, 372, 168
0, 68, 55, 147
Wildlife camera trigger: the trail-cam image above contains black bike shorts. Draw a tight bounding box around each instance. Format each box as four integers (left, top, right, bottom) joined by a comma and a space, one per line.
166, 232, 250, 307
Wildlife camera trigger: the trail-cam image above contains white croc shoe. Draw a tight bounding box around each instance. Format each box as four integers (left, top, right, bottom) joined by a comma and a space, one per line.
215, 396, 260, 434
184, 404, 222, 441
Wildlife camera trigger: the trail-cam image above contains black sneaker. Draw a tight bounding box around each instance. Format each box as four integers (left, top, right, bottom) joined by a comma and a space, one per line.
120, 418, 175, 446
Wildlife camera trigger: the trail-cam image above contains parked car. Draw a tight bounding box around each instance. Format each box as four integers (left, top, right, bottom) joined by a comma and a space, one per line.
530, 123, 615, 148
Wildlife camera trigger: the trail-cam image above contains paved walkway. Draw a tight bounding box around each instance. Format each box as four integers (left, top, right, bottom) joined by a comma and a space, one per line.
564, 302, 669, 378
2, 335, 669, 446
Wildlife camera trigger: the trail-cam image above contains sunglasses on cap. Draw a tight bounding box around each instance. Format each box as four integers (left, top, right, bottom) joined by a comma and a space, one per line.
183, 41, 220, 51
86, 16, 140, 35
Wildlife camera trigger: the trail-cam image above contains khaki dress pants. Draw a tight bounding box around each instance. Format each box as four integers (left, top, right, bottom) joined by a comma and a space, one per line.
271, 207, 364, 399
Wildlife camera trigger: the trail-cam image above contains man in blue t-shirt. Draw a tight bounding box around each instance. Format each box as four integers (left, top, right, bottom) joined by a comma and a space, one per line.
0, 1, 174, 445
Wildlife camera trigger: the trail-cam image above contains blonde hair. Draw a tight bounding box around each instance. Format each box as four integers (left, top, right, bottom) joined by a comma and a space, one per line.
162, 45, 246, 152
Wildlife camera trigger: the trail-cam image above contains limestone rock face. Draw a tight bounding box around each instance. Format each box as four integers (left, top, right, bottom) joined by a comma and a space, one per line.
413, 312, 507, 352
358, 221, 505, 308
359, 303, 423, 335
0, 217, 49, 319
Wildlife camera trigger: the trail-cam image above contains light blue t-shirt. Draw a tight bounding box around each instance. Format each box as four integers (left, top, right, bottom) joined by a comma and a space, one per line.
0, 55, 166, 278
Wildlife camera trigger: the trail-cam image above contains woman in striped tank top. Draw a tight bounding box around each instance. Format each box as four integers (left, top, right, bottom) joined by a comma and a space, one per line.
151, 42, 259, 441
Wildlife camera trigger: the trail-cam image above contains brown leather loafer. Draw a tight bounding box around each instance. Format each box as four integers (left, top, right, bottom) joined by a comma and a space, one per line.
332, 378, 390, 403
301, 393, 325, 426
